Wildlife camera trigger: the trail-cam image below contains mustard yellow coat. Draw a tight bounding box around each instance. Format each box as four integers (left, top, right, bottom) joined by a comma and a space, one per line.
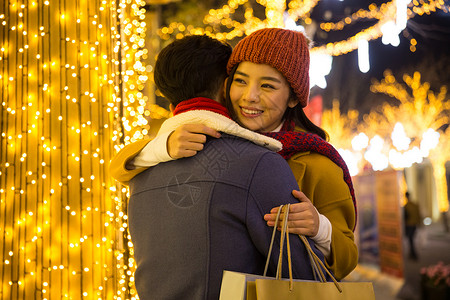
109, 139, 358, 280
286, 150, 357, 280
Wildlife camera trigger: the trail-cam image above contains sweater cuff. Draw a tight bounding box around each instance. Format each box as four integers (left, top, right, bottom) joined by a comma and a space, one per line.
131, 131, 173, 168
311, 209, 332, 259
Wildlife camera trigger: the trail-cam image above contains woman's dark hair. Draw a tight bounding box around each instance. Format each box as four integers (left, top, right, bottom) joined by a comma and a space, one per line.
224, 65, 239, 122
284, 89, 329, 141
225, 64, 329, 141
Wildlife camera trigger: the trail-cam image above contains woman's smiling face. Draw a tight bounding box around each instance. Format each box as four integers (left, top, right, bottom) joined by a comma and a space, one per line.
229, 61, 298, 132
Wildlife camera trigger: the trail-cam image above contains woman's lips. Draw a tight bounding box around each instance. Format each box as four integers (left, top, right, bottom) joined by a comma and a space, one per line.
240, 106, 263, 117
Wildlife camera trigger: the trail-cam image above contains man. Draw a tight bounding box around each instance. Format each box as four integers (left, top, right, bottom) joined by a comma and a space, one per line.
117, 35, 327, 299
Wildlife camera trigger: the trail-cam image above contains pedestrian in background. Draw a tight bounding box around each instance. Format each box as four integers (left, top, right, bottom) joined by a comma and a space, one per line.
403, 191, 422, 260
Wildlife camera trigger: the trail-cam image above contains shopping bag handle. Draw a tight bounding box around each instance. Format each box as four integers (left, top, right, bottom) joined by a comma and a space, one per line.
263, 204, 293, 289
263, 204, 283, 277
263, 204, 342, 293
299, 235, 342, 292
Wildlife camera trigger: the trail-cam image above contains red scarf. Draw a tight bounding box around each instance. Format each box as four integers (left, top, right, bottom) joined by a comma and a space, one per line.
264, 121, 357, 229
173, 97, 231, 119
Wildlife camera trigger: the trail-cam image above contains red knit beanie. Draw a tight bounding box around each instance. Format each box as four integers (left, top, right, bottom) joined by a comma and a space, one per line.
227, 28, 310, 107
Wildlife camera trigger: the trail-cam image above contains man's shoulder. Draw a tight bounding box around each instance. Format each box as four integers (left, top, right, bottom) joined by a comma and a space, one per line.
206, 133, 276, 157
129, 133, 285, 195
201, 133, 289, 176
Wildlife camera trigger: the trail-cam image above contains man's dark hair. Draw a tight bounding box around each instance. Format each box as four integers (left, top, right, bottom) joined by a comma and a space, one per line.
154, 35, 232, 107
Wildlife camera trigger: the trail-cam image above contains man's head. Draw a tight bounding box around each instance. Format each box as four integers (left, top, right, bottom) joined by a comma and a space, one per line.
154, 35, 232, 107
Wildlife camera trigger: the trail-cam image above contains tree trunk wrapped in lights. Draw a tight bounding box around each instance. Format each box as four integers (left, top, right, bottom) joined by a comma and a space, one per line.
0, 0, 147, 298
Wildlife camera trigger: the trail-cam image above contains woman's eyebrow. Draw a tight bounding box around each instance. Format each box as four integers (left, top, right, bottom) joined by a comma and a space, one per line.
261, 76, 282, 83
235, 70, 282, 83
235, 70, 249, 77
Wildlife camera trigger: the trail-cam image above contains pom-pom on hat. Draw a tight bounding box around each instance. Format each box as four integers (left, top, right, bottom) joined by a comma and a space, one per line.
227, 28, 310, 107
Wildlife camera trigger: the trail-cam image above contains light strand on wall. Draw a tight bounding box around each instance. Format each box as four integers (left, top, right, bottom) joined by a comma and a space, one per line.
0, 0, 147, 298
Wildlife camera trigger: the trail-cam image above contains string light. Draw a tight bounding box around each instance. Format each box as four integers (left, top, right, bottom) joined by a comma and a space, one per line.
320, 70, 449, 215
366, 71, 449, 212
1, 0, 146, 298
322, 71, 449, 211
157, 0, 448, 57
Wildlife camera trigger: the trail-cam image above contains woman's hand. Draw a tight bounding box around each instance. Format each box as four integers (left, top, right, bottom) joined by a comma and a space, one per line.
264, 190, 320, 237
167, 124, 221, 159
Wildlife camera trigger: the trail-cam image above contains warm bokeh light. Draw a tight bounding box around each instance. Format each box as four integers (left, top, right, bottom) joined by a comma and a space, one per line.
157, 0, 448, 57
429, 127, 450, 213
321, 73, 448, 214
321, 101, 361, 176
358, 71, 448, 211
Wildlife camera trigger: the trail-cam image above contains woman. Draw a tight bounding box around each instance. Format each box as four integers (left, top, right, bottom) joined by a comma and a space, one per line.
111, 28, 357, 280
224, 28, 357, 280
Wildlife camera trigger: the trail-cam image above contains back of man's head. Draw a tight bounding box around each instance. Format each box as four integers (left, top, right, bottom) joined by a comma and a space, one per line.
154, 35, 232, 107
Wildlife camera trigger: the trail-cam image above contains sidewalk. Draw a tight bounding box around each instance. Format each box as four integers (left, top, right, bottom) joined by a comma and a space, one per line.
345, 222, 450, 300
345, 264, 404, 300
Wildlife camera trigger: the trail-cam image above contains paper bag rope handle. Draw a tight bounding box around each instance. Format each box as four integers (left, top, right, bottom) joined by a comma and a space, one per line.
263, 204, 293, 289
263, 204, 342, 293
